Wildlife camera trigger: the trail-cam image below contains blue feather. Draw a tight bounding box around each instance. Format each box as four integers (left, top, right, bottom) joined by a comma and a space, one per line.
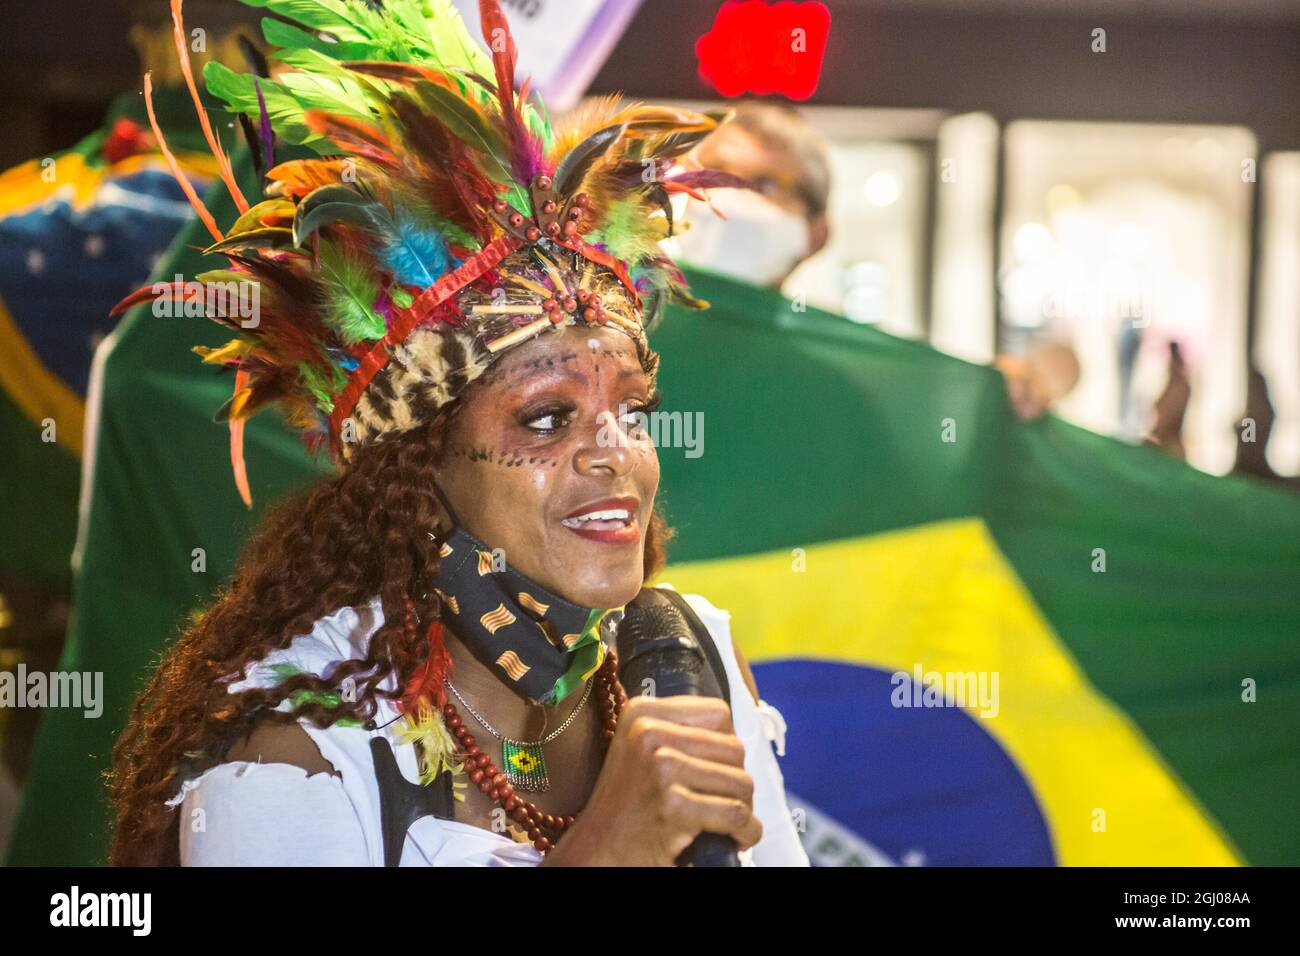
380, 215, 457, 288
326, 347, 361, 372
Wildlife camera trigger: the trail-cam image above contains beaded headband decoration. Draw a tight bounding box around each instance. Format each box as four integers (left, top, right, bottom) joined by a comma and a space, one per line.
114, 0, 747, 504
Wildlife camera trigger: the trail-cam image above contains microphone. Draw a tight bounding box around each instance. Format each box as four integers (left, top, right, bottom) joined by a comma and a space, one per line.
615, 588, 741, 867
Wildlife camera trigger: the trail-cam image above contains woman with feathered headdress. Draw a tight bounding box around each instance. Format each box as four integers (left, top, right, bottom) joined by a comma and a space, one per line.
108, 0, 808, 867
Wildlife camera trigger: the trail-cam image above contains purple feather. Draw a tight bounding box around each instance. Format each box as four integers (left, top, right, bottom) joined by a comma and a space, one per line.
374, 288, 395, 327
507, 82, 548, 184
254, 79, 275, 169
514, 130, 547, 185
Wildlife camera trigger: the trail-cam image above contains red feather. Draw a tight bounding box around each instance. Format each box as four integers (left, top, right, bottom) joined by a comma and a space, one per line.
478, 0, 544, 184
305, 111, 402, 170
344, 61, 461, 91
401, 619, 453, 714
388, 94, 497, 244
110, 281, 198, 317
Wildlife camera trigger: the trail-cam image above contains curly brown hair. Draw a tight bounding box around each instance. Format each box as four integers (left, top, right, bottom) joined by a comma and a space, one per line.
108, 406, 672, 865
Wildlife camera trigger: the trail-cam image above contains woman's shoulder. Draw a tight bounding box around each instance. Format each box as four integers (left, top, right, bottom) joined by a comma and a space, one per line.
167, 597, 391, 813
676, 590, 732, 631
226, 595, 387, 695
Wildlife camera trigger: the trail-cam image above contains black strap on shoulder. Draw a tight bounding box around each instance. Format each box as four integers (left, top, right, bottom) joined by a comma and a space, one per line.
370, 736, 455, 867
655, 587, 732, 706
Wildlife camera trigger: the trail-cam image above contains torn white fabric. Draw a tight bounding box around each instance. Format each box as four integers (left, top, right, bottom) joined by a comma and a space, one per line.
755, 699, 789, 757
178, 762, 369, 866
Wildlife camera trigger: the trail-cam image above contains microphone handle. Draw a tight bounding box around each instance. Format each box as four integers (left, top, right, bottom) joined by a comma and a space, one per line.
620, 649, 742, 868
680, 832, 743, 868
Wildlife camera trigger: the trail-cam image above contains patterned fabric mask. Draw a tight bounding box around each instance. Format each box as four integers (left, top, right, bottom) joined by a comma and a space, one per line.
429, 487, 622, 706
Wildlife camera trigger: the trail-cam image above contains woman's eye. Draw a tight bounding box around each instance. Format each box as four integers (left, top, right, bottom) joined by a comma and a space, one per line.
620, 408, 648, 434
522, 407, 573, 433
627, 392, 661, 427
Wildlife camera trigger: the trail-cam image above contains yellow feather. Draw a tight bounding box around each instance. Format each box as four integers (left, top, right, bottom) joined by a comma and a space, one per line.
192, 339, 255, 365
396, 699, 465, 785
226, 198, 295, 236
550, 97, 719, 162
548, 93, 628, 162
264, 158, 356, 198
228, 385, 256, 421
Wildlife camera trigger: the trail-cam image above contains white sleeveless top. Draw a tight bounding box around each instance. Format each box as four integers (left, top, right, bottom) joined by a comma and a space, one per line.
170, 587, 810, 866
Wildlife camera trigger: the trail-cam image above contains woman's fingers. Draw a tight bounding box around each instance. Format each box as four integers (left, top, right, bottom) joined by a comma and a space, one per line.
652, 745, 755, 803
627, 714, 748, 768
621, 694, 735, 734
545, 692, 758, 865
663, 784, 764, 850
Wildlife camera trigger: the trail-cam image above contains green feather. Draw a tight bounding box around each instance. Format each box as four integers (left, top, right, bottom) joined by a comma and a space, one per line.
412, 81, 507, 162
260, 17, 372, 59
249, 0, 494, 70
204, 61, 316, 145
202, 228, 295, 256
588, 193, 662, 267
267, 663, 365, 726
237, 0, 370, 40
318, 243, 385, 344
205, 54, 374, 149
213, 0, 550, 171
527, 91, 555, 154
296, 359, 348, 411
403, 0, 495, 74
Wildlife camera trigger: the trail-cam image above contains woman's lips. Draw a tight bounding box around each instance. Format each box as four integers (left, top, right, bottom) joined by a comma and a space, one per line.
560, 499, 640, 544
562, 519, 640, 544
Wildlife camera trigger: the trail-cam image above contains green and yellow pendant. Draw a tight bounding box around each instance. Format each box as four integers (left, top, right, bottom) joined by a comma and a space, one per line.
502, 739, 549, 792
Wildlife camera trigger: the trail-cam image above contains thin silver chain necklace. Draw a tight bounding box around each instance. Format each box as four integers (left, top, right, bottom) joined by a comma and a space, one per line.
443, 676, 593, 793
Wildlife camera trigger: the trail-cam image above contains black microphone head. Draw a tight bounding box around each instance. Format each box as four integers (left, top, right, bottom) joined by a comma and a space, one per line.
615, 587, 695, 660
616, 588, 706, 699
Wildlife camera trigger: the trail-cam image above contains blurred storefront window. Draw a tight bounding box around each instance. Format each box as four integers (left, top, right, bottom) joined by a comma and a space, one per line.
1254, 151, 1300, 476
999, 120, 1256, 474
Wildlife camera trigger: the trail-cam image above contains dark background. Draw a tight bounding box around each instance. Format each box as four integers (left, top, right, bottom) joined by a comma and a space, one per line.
3, 0, 1300, 169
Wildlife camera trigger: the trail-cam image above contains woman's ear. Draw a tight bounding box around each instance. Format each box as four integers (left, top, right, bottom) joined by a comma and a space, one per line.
429, 475, 456, 538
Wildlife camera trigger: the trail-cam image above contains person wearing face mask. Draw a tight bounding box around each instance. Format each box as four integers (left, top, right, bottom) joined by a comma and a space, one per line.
669, 101, 832, 290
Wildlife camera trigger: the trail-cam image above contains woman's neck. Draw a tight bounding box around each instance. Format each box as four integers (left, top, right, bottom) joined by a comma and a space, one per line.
441, 625, 596, 740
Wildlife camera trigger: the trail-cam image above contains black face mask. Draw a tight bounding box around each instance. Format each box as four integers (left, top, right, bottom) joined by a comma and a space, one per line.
428, 482, 622, 706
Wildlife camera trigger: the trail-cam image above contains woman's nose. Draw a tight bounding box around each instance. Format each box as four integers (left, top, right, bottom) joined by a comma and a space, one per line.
572, 411, 638, 477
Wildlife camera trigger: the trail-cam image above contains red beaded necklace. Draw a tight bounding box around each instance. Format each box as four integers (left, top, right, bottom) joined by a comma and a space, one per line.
440, 650, 627, 854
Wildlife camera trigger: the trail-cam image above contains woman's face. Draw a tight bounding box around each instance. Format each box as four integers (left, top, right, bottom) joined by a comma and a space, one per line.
436, 324, 660, 609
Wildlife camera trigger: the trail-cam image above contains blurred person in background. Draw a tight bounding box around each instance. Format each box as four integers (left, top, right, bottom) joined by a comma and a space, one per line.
1233, 367, 1300, 493
671, 100, 831, 290
994, 340, 1081, 422
677, 101, 1082, 424
1144, 341, 1191, 459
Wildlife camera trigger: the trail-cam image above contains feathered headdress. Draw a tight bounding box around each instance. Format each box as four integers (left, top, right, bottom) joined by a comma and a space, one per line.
114, 0, 747, 505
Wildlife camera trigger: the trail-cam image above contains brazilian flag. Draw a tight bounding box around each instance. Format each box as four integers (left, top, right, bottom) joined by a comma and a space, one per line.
0, 90, 215, 590
6, 177, 1298, 865
652, 271, 1300, 867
